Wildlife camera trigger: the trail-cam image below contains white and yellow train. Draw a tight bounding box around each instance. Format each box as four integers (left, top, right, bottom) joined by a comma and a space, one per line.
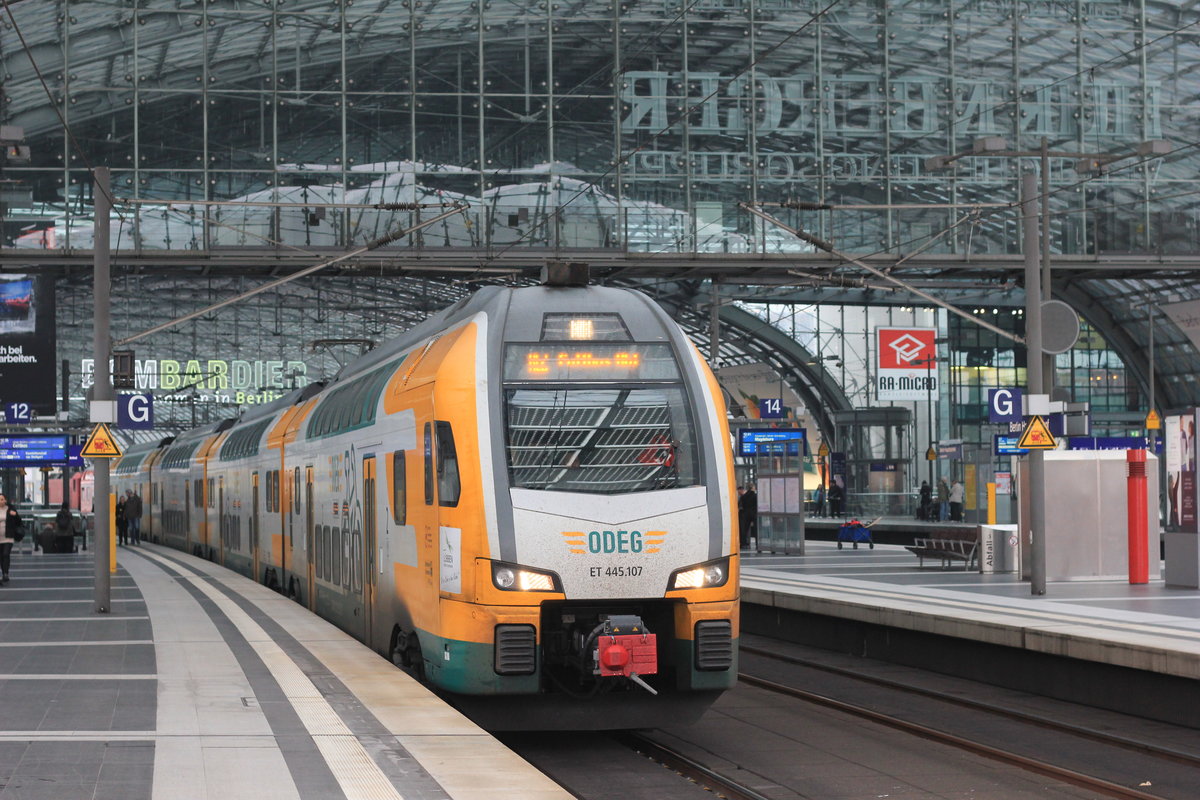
114, 278, 739, 729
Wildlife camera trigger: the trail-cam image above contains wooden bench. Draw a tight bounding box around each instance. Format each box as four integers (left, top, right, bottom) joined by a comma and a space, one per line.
906, 532, 979, 570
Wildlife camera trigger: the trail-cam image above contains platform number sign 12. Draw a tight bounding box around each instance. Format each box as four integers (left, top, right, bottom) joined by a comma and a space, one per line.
4, 402, 32, 424
758, 398, 785, 419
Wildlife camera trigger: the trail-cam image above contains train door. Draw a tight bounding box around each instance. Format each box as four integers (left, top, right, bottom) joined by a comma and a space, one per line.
422, 422, 437, 600
185, 480, 191, 551
218, 477, 225, 566
362, 456, 377, 649
252, 472, 261, 583
305, 466, 315, 611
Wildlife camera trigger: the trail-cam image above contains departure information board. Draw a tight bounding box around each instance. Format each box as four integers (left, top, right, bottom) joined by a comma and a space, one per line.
738, 428, 805, 457
0, 435, 71, 465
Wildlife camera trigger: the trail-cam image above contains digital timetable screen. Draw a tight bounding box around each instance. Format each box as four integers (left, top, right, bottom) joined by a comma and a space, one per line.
0, 435, 71, 465
738, 428, 806, 457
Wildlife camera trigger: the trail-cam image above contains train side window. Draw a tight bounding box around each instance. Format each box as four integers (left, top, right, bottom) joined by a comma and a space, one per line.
423, 423, 434, 505
332, 525, 342, 586
293, 468, 301, 514
321, 525, 331, 581
392, 451, 406, 524
435, 421, 460, 508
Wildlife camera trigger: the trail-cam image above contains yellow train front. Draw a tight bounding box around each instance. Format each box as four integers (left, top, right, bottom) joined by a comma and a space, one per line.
118, 280, 740, 730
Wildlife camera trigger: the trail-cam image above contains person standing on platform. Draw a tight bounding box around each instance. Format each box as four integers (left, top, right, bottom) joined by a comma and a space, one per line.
739, 484, 758, 547
0, 494, 23, 585
828, 479, 844, 518
737, 487, 749, 547
116, 494, 128, 546
125, 489, 143, 546
813, 483, 826, 518
949, 479, 965, 522
919, 480, 932, 521
936, 477, 950, 521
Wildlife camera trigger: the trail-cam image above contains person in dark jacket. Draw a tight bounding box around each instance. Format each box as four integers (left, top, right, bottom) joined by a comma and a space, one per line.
124, 489, 143, 546
116, 495, 128, 546
737, 484, 758, 548
828, 480, 844, 518
0, 493, 23, 584
918, 480, 932, 521
55, 503, 76, 554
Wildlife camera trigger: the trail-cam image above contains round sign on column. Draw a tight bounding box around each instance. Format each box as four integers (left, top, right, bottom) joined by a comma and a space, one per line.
117, 393, 154, 430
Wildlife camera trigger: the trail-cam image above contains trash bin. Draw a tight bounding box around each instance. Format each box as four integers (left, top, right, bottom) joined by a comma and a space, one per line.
978, 524, 1018, 573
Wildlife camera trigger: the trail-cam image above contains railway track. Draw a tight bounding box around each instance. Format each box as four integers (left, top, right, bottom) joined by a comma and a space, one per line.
507, 640, 1198, 800
741, 642, 1200, 770
735, 641, 1199, 800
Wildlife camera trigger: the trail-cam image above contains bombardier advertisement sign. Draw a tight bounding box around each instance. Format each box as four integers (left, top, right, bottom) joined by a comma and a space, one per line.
876, 327, 937, 402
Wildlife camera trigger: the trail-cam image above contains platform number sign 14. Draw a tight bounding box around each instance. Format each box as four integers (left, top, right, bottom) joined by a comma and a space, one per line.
758, 398, 785, 419
4, 402, 32, 424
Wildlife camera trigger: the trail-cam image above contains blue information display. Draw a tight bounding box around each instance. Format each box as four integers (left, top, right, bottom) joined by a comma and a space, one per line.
993, 434, 1029, 456
738, 428, 805, 457
0, 434, 70, 465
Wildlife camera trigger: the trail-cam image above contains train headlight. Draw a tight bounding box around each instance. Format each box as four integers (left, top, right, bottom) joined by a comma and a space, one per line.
491, 561, 562, 592
668, 557, 730, 591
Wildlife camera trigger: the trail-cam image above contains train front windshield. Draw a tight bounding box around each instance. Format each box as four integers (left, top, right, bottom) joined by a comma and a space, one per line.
502, 342, 701, 495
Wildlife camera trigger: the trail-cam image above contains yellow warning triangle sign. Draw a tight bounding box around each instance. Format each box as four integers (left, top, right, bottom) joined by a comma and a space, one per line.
1146, 409, 1162, 430
81, 423, 123, 458
1016, 415, 1057, 450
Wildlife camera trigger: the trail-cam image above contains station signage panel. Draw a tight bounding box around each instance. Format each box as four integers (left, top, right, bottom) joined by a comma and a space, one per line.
757, 398, 785, 419
1067, 437, 1146, 451
0, 434, 70, 465
875, 327, 937, 402
987, 388, 1023, 424
117, 393, 154, 430
938, 439, 963, 459
738, 428, 805, 457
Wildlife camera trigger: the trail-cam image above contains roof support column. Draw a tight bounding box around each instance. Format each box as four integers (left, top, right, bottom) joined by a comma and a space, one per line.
93, 167, 113, 614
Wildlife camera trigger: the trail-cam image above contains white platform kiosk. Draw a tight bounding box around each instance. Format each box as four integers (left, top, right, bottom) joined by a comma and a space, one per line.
1017, 450, 1158, 581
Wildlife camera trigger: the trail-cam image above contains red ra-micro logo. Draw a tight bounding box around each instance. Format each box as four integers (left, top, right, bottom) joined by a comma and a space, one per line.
878, 329, 935, 370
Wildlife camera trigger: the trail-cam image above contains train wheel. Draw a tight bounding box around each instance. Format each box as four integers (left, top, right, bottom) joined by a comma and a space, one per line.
390, 628, 425, 681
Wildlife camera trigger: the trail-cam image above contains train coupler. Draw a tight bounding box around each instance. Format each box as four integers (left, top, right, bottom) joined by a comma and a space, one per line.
592, 615, 658, 694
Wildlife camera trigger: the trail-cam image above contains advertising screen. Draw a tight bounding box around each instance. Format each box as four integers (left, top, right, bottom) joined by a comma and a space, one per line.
0, 274, 56, 414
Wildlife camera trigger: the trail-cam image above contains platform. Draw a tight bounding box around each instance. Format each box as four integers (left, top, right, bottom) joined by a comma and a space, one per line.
740, 542, 1200, 682
0, 545, 569, 800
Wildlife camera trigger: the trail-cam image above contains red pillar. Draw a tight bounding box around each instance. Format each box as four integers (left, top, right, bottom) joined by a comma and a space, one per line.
1126, 449, 1149, 585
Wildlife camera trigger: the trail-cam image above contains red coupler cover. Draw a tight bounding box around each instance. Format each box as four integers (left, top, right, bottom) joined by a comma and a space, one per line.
597, 633, 658, 677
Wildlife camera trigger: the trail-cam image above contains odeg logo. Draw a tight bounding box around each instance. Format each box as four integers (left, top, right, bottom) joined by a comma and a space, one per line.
588, 530, 643, 554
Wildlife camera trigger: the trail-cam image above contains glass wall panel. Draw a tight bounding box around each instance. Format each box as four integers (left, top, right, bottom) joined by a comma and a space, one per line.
0, 0, 1193, 258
